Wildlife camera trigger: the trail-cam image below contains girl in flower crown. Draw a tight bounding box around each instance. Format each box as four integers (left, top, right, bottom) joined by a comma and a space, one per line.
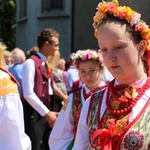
73, 0, 150, 150
49, 49, 106, 149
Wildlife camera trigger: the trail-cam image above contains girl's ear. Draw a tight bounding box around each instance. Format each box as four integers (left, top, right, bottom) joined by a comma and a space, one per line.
138, 40, 147, 56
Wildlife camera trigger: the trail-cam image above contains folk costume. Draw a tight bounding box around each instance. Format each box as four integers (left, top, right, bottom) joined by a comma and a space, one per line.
72, 0, 150, 149
0, 67, 31, 150
73, 78, 150, 150
49, 83, 105, 150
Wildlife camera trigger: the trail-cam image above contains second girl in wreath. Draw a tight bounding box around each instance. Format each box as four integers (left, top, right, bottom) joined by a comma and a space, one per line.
49, 49, 107, 149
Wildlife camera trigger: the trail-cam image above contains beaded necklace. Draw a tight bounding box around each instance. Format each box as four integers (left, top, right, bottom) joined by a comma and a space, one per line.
106, 78, 150, 115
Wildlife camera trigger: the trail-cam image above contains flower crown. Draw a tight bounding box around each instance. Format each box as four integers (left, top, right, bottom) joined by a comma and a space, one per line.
93, 0, 150, 50
71, 49, 103, 68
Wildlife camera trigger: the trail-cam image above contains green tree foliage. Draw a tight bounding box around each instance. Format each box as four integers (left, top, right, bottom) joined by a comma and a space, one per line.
0, 0, 16, 50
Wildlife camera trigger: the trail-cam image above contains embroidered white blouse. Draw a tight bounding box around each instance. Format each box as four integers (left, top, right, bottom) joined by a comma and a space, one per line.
0, 69, 31, 150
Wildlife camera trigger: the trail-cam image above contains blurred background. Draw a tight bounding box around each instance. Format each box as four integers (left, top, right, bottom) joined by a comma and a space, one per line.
0, 0, 150, 59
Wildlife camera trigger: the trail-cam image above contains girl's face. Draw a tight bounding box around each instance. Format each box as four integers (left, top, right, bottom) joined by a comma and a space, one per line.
97, 22, 146, 84
79, 60, 102, 89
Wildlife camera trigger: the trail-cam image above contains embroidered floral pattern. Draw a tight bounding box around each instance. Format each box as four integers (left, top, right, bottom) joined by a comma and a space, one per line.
124, 131, 144, 150
0, 70, 18, 97
89, 128, 97, 147
88, 86, 150, 149
73, 90, 82, 135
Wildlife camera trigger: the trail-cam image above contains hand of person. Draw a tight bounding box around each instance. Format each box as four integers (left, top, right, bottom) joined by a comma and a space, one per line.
45, 111, 59, 128
63, 95, 69, 104
62, 97, 69, 111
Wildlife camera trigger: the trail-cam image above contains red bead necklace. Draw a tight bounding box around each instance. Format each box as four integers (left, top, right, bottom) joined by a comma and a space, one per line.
106, 78, 150, 115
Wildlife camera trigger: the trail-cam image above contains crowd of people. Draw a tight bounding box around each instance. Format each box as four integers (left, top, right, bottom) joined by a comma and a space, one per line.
1, 0, 150, 149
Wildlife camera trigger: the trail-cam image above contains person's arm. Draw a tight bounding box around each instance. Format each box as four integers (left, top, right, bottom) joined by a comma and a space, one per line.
22, 59, 50, 116
49, 93, 75, 150
53, 82, 68, 103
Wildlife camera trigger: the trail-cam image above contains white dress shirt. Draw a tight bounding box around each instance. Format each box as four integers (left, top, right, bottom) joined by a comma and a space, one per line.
22, 52, 52, 116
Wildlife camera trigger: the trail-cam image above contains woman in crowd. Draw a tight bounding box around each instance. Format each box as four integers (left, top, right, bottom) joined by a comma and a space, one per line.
48, 51, 68, 111
49, 49, 106, 149
73, 0, 150, 149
